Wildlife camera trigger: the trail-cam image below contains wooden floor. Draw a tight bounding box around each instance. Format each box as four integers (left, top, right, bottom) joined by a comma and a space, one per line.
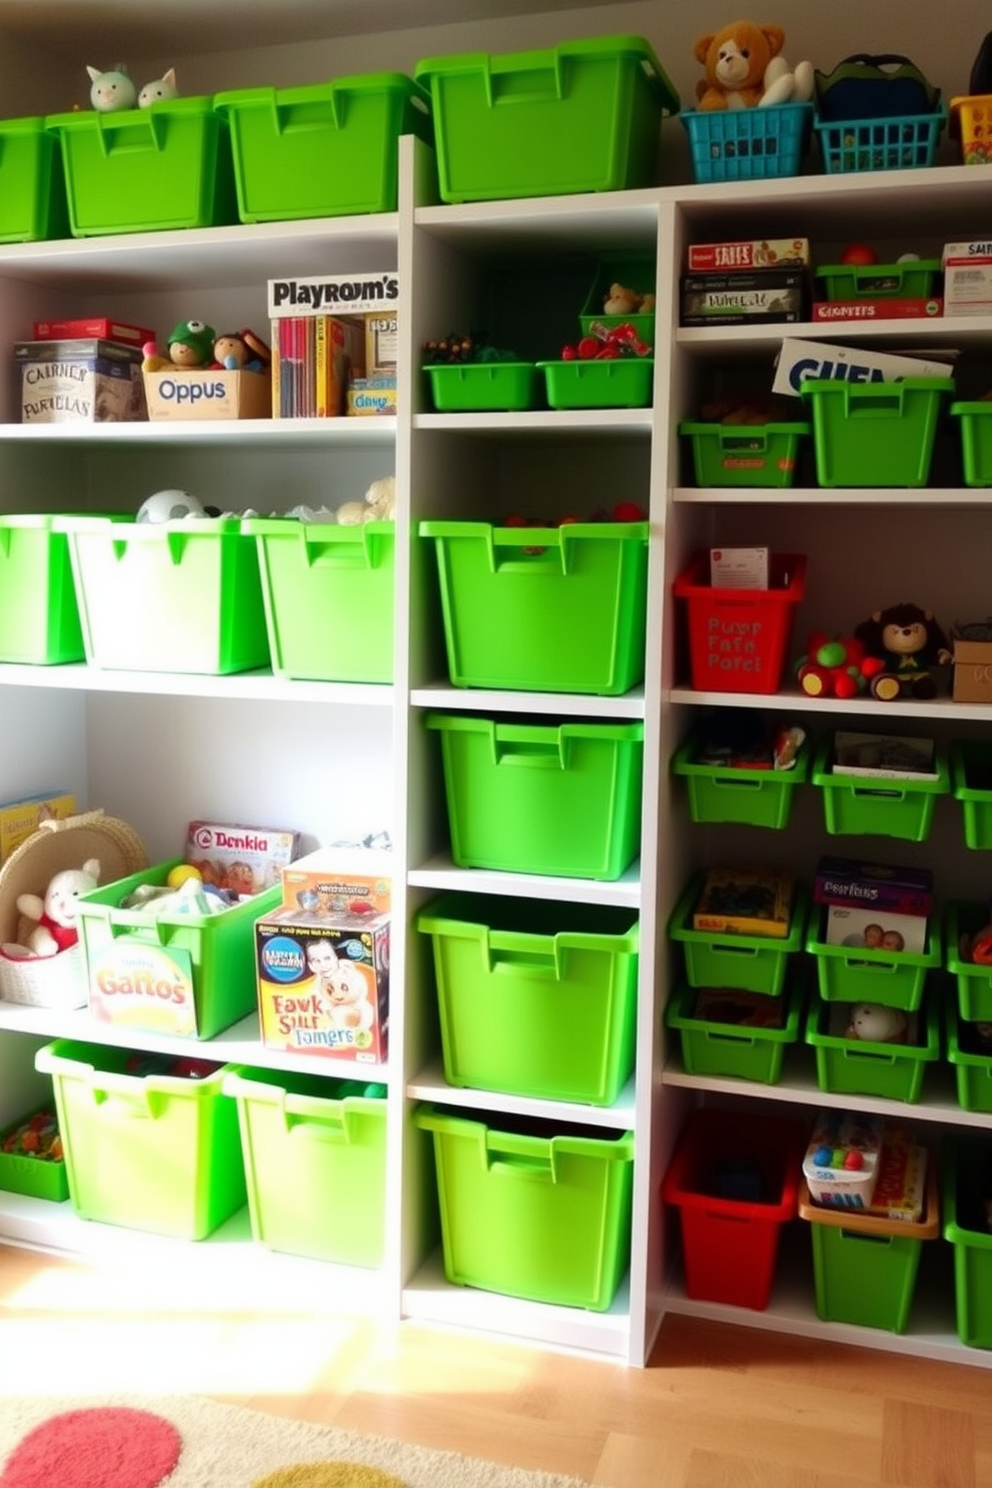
1, 1243, 991, 1487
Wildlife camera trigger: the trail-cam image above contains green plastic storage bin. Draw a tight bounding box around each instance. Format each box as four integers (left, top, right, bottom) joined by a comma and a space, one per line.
214, 73, 432, 222
34, 1038, 245, 1239
45, 97, 237, 237
800, 1160, 939, 1332
416, 894, 638, 1105
0, 1106, 68, 1201
539, 358, 653, 409
671, 731, 809, 829
952, 740, 992, 847
667, 874, 808, 995
419, 520, 648, 695
815, 259, 941, 301
945, 1001, 992, 1113
804, 992, 940, 1102
806, 908, 940, 1011
223, 1067, 387, 1265
945, 901, 992, 1022
424, 363, 538, 412
951, 402, 992, 487
413, 1104, 634, 1309
55, 515, 270, 675
0, 118, 68, 243
943, 1134, 992, 1349
425, 713, 643, 881
665, 978, 802, 1085
578, 254, 656, 347
800, 377, 955, 488
414, 36, 679, 203
679, 421, 810, 489
0, 515, 85, 664
811, 735, 949, 841
75, 863, 281, 1040
243, 518, 394, 683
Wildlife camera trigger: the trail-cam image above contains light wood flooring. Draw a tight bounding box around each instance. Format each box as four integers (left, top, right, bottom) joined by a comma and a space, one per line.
1, 1242, 990, 1487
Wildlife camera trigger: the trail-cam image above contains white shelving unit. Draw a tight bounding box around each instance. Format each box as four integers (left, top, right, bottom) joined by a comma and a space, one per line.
0, 0, 990, 1373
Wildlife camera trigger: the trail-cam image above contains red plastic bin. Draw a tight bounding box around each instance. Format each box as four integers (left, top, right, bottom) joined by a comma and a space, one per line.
662, 1106, 806, 1309
673, 551, 806, 695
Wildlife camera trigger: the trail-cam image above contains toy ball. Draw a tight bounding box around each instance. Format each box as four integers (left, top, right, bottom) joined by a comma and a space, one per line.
166, 864, 202, 890
136, 489, 207, 523
840, 243, 878, 266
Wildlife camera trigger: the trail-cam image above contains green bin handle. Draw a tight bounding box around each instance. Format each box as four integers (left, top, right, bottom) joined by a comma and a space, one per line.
485, 57, 564, 107
90, 1085, 167, 1119
274, 88, 345, 135
96, 109, 168, 157
490, 1154, 554, 1180
492, 737, 565, 769
302, 530, 388, 570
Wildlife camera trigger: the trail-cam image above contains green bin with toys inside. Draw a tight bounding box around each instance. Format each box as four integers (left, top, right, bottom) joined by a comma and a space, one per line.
946, 901, 992, 1022
665, 978, 802, 1085
951, 401, 992, 487
805, 906, 941, 1012
811, 735, 950, 841
667, 872, 808, 996
943, 1133, 992, 1349
804, 992, 940, 1103
679, 419, 810, 489
800, 377, 955, 488
952, 740, 992, 849
671, 723, 808, 829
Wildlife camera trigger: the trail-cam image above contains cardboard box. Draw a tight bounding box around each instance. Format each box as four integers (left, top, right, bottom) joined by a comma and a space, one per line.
811, 298, 943, 322
686, 237, 811, 273
365, 310, 397, 378
692, 866, 795, 939
255, 904, 389, 1062
347, 378, 397, 416
680, 269, 806, 327
32, 318, 154, 348
814, 855, 933, 916
143, 368, 272, 421
0, 790, 75, 864
280, 848, 391, 917
184, 820, 301, 896
952, 634, 992, 702
824, 902, 928, 954
772, 338, 956, 398
17, 338, 146, 424
942, 241, 992, 316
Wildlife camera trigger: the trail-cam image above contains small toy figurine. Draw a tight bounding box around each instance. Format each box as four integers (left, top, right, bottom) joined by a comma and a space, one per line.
86, 64, 136, 112
166, 318, 216, 368
13, 861, 101, 957
212, 330, 269, 372
693, 22, 814, 111
795, 631, 886, 699
853, 603, 953, 701
138, 67, 178, 108
846, 1003, 910, 1044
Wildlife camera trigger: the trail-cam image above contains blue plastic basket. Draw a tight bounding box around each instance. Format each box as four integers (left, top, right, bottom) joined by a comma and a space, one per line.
682, 102, 812, 183
814, 107, 946, 173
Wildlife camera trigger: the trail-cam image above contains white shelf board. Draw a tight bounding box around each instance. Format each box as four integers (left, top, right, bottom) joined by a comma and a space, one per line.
0, 662, 394, 705
674, 487, 992, 507
401, 1247, 632, 1362
666, 687, 992, 722
413, 409, 653, 437
0, 418, 396, 449
411, 683, 645, 719
414, 189, 661, 251
0, 1001, 391, 1083
408, 855, 641, 909
408, 1059, 636, 1130
676, 314, 989, 355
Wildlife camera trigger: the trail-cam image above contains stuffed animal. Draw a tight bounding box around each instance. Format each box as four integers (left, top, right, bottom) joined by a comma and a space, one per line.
795, 631, 886, 699
166, 318, 217, 369
15, 860, 100, 957
86, 64, 136, 112
603, 282, 656, 316
693, 22, 814, 110
853, 602, 952, 701
138, 68, 178, 108
335, 475, 397, 525
846, 1002, 910, 1044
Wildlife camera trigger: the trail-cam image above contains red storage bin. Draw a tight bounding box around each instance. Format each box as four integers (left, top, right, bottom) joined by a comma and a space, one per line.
662, 1106, 806, 1309
673, 550, 806, 695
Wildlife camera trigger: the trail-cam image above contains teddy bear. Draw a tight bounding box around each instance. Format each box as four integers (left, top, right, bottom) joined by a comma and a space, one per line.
602, 282, 656, 316
14, 860, 101, 957
694, 22, 814, 110
853, 602, 952, 701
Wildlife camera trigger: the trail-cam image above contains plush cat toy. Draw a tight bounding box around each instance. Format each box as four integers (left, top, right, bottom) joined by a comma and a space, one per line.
86, 64, 136, 112
15, 860, 101, 957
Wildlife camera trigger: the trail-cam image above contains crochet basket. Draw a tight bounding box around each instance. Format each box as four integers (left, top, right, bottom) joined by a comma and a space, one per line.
0, 811, 149, 1010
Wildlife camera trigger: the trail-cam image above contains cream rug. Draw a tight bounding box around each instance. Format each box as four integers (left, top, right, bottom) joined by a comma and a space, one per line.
0, 1393, 592, 1488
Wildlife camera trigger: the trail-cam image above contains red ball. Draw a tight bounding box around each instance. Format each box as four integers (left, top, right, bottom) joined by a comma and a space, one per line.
613, 501, 647, 522
840, 243, 878, 266
843, 1149, 864, 1171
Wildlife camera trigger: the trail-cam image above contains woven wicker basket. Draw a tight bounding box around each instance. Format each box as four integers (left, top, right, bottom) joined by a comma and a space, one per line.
0, 811, 149, 1010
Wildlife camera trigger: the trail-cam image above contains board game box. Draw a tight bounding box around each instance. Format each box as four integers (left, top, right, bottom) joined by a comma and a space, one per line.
692, 866, 795, 939
813, 855, 934, 916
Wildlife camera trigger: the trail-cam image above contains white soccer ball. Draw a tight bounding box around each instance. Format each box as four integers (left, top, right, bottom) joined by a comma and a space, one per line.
136, 489, 207, 523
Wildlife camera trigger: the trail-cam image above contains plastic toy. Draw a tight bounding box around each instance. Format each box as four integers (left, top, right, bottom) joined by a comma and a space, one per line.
86, 64, 136, 112
14, 860, 100, 957
795, 631, 886, 699
136, 489, 207, 523
840, 243, 879, 266
853, 603, 953, 701
693, 22, 814, 111
845, 1002, 911, 1044
560, 322, 652, 361
138, 68, 178, 108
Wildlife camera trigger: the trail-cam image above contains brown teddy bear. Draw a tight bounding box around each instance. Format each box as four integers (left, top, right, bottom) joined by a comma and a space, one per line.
694, 21, 813, 110
602, 282, 656, 316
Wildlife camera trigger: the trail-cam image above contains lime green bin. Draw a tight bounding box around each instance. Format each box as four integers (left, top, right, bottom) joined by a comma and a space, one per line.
0, 515, 84, 663
0, 117, 68, 242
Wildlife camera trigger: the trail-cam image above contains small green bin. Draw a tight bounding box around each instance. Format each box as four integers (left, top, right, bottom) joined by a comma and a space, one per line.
667, 874, 807, 995
419, 520, 648, 695
243, 518, 393, 683
55, 515, 270, 675
811, 735, 949, 841
413, 1104, 634, 1310
425, 713, 643, 880
806, 908, 940, 1011
0, 514, 85, 664
0, 118, 68, 242
539, 357, 653, 409
804, 992, 940, 1102
951, 740, 992, 848
945, 1001, 992, 1114
424, 363, 538, 412
679, 421, 810, 488
945, 901, 992, 1022
416, 893, 638, 1105
951, 402, 992, 488
75, 863, 281, 1040
45, 97, 237, 236
34, 1038, 245, 1239
665, 978, 802, 1084
579, 254, 656, 347
414, 36, 679, 203
799, 377, 955, 488
0, 1107, 68, 1201
943, 1134, 992, 1349
214, 73, 432, 222
671, 730, 809, 829
223, 1067, 387, 1266
815, 259, 941, 301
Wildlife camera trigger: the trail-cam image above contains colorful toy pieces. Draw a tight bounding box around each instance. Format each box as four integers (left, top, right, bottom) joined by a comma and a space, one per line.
795, 631, 885, 699
561, 321, 652, 361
